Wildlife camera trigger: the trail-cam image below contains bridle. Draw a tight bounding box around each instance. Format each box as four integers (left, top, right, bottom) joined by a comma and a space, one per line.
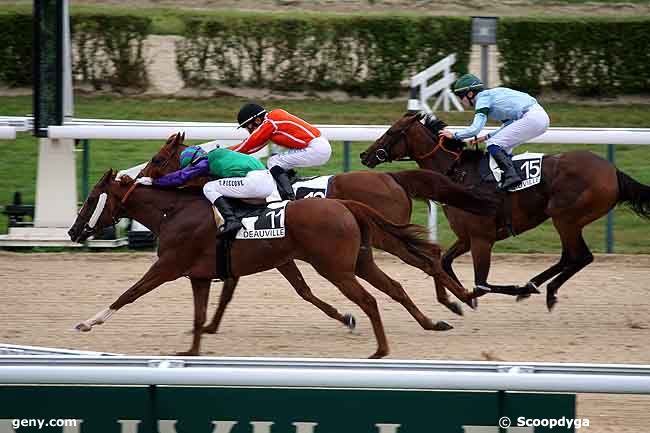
373, 116, 463, 163
80, 188, 125, 239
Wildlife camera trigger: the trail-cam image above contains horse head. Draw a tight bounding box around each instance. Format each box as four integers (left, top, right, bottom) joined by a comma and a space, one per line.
68, 169, 125, 243
141, 131, 187, 179
360, 111, 466, 172
142, 131, 212, 188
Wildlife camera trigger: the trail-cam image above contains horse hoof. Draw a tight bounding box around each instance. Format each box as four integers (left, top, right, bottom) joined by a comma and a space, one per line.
74, 322, 92, 332
201, 326, 217, 334
516, 293, 531, 302
175, 351, 199, 356
524, 282, 541, 294
433, 320, 453, 331
448, 302, 464, 316
466, 296, 478, 310
369, 350, 388, 359
473, 286, 490, 297
343, 313, 356, 330
546, 296, 558, 311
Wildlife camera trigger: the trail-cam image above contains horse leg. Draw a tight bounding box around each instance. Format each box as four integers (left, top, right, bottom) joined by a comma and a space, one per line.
320, 271, 389, 359
355, 247, 453, 329
518, 249, 569, 302
178, 278, 210, 356
439, 238, 476, 311
277, 261, 355, 329
469, 237, 526, 298
441, 238, 470, 286
73, 258, 178, 332
544, 222, 594, 311
202, 277, 239, 334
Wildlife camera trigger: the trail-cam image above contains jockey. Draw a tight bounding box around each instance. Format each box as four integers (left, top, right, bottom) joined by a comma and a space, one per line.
439, 73, 550, 190
230, 102, 332, 200
136, 146, 274, 236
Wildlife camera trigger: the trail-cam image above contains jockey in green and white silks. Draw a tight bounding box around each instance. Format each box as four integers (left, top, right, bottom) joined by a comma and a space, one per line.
136, 146, 274, 236
439, 73, 550, 190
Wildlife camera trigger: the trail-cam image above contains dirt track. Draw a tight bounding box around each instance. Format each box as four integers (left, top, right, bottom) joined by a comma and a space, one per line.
1, 251, 649, 432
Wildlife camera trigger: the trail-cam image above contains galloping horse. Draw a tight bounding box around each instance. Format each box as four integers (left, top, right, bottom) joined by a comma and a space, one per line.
140, 133, 499, 314
361, 112, 650, 310
69, 169, 459, 358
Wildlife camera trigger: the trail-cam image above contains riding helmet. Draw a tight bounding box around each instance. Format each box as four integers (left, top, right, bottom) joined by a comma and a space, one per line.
179, 146, 208, 169
452, 74, 484, 97
237, 103, 267, 129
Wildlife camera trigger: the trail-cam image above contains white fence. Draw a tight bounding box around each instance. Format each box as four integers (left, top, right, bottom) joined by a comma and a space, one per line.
45, 121, 650, 145
0, 356, 649, 393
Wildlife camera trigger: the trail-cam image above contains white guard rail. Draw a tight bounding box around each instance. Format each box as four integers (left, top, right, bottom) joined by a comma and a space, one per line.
0, 126, 16, 140
1, 357, 650, 394
47, 121, 650, 145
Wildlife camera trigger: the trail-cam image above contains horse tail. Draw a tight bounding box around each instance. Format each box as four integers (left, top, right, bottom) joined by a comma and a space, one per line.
388, 169, 499, 216
340, 199, 438, 272
617, 170, 650, 219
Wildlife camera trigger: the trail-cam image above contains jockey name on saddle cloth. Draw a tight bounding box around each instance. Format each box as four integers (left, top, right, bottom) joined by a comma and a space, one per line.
235, 201, 289, 240
489, 152, 544, 192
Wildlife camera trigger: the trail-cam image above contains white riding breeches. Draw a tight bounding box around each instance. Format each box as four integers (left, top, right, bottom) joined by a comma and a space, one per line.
267, 135, 332, 170
202, 169, 275, 202
486, 103, 550, 154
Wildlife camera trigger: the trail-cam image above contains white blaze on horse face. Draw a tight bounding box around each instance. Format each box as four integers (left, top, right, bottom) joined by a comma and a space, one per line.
88, 193, 107, 228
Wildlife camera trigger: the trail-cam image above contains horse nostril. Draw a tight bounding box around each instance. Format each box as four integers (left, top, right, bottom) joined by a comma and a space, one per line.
360, 152, 366, 159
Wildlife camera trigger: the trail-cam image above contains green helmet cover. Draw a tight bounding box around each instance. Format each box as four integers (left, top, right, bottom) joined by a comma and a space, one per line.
179, 146, 208, 169
452, 73, 484, 96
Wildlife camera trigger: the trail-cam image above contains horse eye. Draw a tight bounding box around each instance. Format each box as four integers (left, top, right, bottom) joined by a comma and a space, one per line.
151, 157, 162, 164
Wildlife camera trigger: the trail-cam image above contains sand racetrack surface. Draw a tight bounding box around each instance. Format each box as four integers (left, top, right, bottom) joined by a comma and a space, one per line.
1, 251, 649, 432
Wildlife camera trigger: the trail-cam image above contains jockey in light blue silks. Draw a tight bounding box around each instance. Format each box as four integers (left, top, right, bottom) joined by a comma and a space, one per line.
438, 73, 550, 190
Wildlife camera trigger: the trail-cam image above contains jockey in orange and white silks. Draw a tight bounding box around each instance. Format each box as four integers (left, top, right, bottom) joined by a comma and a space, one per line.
230, 103, 332, 200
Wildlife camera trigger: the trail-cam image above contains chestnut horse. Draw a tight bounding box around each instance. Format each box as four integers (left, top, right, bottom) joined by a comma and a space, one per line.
69, 169, 460, 358
361, 112, 650, 310
140, 133, 499, 314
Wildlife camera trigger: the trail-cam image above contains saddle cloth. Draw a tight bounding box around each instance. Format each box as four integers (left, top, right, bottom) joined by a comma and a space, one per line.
212, 200, 289, 240
266, 175, 333, 201
483, 152, 544, 192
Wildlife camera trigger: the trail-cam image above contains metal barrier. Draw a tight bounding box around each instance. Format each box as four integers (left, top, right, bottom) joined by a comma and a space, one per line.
0, 356, 649, 392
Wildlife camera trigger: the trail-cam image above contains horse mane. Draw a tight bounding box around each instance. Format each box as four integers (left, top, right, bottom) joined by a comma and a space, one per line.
412, 111, 486, 163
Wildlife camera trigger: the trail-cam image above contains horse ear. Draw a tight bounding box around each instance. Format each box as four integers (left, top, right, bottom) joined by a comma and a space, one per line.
98, 169, 114, 184
181, 131, 185, 142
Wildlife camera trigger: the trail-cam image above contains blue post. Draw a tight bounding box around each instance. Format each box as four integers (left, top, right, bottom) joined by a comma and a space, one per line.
606, 143, 615, 253
343, 141, 351, 172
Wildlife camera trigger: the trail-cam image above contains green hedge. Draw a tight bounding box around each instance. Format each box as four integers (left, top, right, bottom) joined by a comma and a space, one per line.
499, 18, 650, 96
0, 14, 33, 87
176, 15, 471, 97
0, 13, 151, 91
72, 14, 151, 91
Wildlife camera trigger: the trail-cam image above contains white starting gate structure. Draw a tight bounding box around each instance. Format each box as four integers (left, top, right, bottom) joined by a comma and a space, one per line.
407, 53, 464, 113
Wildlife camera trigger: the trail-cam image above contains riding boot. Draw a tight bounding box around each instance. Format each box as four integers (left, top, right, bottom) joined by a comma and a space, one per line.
491, 147, 522, 190
270, 166, 296, 201
213, 197, 243, 237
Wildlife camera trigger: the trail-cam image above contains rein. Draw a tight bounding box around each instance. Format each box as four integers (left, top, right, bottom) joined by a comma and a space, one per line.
376, 117, 463, 163
121, 182, 138, 204
122, 143, 178, 205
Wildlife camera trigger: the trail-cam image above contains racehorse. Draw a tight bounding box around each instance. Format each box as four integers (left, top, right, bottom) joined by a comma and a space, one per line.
69, 169, 460, 358
360, 112, 650, 310
139, 132, 499, 315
